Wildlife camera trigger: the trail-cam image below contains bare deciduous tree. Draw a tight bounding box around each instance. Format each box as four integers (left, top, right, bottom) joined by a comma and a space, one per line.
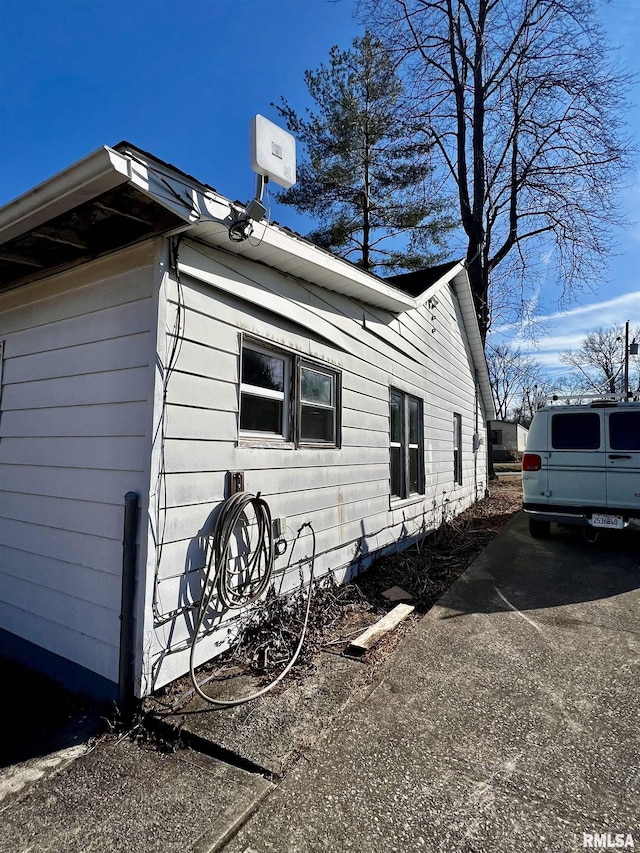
486, 342, 544, 422
559, 324, 640, 395
360, 0, 633, 341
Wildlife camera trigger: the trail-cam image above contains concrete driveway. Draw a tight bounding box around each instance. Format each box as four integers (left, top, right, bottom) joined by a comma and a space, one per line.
222, 511, 640, 853
2, 511, 637, 853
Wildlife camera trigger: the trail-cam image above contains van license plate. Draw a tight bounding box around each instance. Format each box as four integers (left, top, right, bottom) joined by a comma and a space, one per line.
590, 514, 624, 529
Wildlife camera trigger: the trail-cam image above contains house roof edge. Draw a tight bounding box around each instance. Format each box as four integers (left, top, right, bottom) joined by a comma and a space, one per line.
0, 146, 132, 246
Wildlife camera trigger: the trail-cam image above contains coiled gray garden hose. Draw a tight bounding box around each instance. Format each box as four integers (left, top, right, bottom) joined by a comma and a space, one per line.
189, 492, 315, 708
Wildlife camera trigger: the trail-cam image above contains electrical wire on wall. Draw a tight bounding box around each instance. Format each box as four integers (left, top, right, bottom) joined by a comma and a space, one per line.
189, 495, 316, 708
151, 235, 188, 627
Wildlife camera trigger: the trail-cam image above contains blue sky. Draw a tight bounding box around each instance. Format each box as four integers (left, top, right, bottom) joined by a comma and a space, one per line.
0, 0, 363, 206
1, 0, 638, 378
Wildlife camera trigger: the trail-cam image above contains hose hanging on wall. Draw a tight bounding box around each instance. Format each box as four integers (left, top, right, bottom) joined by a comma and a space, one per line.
205, 491, 274, 612
189, 491, 316, 708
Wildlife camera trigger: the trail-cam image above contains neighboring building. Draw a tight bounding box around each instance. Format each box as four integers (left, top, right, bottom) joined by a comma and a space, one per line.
0, 143, 495, 700
490, 419, 529, 460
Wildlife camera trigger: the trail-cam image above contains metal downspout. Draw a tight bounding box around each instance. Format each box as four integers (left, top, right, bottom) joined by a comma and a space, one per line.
118, 491, 139, 716
474, 369, 480, 501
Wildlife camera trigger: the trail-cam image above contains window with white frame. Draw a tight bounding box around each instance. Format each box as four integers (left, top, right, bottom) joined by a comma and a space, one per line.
298, 362, 339, 445
453, 413, 462, 485
240, 343, 291, 439
239, 340, 340, 447
390, 389, 424, 499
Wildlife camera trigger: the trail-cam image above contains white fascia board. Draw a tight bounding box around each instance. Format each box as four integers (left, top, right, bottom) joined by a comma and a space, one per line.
189, 217, 416, 313
0, 146, 132, 245
415, 262, 495, 418
117, 147, 214, 225
450, 270, 496, 420
252, 225, 417, 312
414, 260, 466, 307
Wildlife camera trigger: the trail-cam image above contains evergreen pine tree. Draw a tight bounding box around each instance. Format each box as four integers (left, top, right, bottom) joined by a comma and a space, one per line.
273, 31, 454, 274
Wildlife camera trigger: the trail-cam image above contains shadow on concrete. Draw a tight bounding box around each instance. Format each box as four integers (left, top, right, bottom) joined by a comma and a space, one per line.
0, 657, 102, 768
438, 511, 640, 617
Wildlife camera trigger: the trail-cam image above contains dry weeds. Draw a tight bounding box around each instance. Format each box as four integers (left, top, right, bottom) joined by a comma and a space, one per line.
189, 478, 523, 685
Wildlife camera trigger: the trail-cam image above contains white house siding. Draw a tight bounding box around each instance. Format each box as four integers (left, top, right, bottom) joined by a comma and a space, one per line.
0, 243, 158, 689
144, 241, 488, 692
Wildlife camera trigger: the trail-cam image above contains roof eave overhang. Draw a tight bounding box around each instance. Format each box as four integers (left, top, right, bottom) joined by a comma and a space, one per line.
413, 261, 495, 420
451, 269, 496, 420
113, 144, 415, 312
190, 219, 416, 313
0, 143, 494, 418
0, 146, 133, 246
0, 143, 417, 313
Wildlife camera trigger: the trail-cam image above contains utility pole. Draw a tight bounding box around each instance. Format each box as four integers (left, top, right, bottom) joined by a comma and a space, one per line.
624, 320, 629, 399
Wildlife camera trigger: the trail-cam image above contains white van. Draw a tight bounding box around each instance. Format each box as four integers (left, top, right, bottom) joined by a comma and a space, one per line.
522, 397, 640, 539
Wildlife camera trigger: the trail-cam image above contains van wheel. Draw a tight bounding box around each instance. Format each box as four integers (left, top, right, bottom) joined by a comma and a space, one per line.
529, 519, 551, 539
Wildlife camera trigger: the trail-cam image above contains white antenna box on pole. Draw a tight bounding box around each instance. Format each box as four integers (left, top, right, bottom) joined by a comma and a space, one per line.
250, 115, 296, 189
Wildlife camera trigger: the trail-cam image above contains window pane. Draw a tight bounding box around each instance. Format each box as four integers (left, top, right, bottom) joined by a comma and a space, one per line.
609, 412, 640, 450
390, 393, 402, 442
390, 446, 402, 497
300, 405, 334, 442
301, 367, 332, 405
240, 393, 283, 433
453, 413, 461, 450
242, 348, 284, 392
409, 398, 419, 444
552, 413, 600, 449
409, 447, 419, 493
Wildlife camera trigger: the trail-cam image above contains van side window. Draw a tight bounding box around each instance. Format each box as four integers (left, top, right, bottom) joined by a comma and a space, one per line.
609, 412, 640, 450
551, 413, 600, 449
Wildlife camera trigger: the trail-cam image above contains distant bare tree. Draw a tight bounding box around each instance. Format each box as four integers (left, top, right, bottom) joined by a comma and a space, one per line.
486, 342, 544, 421
560, 324, 640, 395
511, 384, 543, 428
359, 0, 633, 341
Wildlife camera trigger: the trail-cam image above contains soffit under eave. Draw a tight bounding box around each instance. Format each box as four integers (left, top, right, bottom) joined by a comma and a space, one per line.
0, 183, 190, 294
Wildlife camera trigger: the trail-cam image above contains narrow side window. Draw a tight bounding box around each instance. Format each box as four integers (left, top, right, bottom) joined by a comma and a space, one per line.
453, 413, 462, 485
390, 389, 424, 499
390, 390, 404, 498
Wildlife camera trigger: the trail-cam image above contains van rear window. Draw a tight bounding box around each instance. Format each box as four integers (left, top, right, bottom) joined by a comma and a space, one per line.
551, 413, 600, 449
609, 412, 640, 450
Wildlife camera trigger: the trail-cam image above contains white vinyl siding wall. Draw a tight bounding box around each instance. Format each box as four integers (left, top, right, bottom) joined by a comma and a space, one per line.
0, 244, 157, 686
145, 242, 488, 691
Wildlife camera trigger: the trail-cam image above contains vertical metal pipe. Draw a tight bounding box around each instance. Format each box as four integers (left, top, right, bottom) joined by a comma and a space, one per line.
119, 491, 139, 716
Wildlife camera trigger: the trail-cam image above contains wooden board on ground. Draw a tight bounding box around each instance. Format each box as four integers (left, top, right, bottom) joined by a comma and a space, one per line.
346, 603, 415, 654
